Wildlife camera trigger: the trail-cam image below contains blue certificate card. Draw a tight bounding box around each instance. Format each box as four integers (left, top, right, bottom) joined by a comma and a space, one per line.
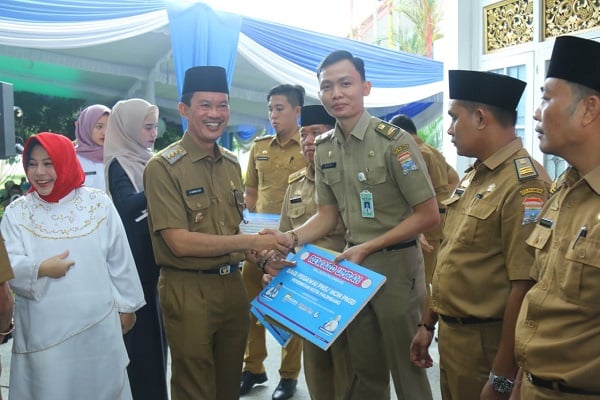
251, 306, 293, 347
251, 244, 387, 350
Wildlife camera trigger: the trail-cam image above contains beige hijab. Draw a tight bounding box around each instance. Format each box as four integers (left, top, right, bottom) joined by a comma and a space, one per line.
104, 98, 158, 195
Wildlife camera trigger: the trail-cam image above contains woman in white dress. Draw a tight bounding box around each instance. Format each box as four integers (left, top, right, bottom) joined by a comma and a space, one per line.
0, 132, 145, 400
75, 104, 110, 190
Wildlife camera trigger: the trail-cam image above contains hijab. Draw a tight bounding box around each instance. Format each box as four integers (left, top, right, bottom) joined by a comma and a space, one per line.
75, 104, 110, 163
23, 132, 85, 203
103, 98, 158, 194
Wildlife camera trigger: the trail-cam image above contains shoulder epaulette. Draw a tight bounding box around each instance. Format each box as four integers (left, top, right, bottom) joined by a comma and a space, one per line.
288, 167, 307, 184
514, 157, 539, 181
254, 135, 274, 142
375, 121, 401, 140
160, 144, 187, 165
315, 131, 334, 145
220, 146, 239, 164
549, 168, 569, 194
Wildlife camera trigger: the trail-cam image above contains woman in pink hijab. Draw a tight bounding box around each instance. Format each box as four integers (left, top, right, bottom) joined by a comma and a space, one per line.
75, 104, 110, 191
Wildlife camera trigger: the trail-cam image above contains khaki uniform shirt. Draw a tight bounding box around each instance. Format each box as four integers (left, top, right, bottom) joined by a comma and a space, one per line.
314, 111, 435, 244
280, 166, 346, 252
431, 139, 550, 319
0, 239, 13, 283
245, 132, 306, 214
144, 133, 245, 270
413, 135, 454, 241
515, 166, 600, 392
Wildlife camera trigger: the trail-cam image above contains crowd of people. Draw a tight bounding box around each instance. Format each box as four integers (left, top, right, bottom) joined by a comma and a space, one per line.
0, 33, 598, 400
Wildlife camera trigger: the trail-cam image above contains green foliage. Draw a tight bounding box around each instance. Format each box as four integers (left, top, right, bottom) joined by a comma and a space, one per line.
418, 116, 443, 149
14, 91, 85, 142
154, 119, 184, 151
393, 0, 443, 58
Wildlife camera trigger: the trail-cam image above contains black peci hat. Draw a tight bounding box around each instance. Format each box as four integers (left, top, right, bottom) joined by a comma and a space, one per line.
301, 105, 336, 127
449, 70, 526, 111
547, 36, 600, 92
182, 66, 229, 96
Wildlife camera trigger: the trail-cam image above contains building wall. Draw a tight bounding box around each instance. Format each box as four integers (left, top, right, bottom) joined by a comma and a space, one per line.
446, 0, 600, 178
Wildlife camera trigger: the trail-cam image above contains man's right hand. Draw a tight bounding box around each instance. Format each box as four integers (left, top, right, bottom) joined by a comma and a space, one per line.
410, 327, 434, 368
38, 250, 75, 278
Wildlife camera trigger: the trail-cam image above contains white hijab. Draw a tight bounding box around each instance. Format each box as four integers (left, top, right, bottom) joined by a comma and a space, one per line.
103, 98, 158, 194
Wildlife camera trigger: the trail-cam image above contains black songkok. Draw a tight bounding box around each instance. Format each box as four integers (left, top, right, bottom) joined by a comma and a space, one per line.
182, 66, 229, 96
547, 35, 600, 92
301, 105, 335, 127
449, 70, 526, 111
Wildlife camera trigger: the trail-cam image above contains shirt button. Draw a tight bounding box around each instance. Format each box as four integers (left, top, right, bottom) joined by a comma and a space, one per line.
577, 249, 585, 258
565, 201, 574, 208
527, 320, 535, 328
539, 282, 548, 290
552, 241, 560, 249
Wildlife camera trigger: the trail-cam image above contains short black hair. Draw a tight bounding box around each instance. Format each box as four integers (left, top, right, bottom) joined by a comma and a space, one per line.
267, 84, 305, 107
317, 50, 366, 81
389, 114, 417, 135
458, 100, 518, 128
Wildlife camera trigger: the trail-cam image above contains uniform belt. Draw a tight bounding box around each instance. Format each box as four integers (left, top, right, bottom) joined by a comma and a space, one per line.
439, 208, 446, 214
348, 239, 417, 252
162, 264, 240, 276
439, 314, 502, 325
526, 372, 600, 395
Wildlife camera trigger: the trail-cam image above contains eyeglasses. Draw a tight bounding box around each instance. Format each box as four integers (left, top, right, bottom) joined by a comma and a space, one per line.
233, 189, 248, 224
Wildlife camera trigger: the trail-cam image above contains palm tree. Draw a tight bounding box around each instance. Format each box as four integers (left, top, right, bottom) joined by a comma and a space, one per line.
393, 0, 443, 58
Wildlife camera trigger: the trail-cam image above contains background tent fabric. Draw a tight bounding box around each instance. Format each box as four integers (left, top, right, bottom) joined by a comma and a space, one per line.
0, 0, 444, 144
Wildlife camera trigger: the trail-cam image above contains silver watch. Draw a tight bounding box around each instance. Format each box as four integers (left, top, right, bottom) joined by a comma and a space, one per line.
489, 371, 514, 393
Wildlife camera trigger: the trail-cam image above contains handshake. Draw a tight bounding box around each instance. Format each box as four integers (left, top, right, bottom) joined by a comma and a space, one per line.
245, 229, 299, 275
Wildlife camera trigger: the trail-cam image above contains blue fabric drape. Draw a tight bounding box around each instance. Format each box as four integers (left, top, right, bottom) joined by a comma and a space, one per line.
166, 1, 241, 132
240, 17, 442, 88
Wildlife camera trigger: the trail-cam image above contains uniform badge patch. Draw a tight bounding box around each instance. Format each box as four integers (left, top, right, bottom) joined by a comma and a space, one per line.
256, 156, 269, 161
522, 197, 543, 225
397, 151, 418, 175
321, 162, 337, 170
186, 187, 204, 196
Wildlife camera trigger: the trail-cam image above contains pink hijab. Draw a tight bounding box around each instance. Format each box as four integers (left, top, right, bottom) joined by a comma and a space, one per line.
23, 132, 85, 203
75, 104, 110, 163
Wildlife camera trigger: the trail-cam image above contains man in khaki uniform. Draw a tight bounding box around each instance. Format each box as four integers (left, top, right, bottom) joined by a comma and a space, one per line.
144, 66, 288, 400
241, 84, 307, 400
512, 36, 600, 399
389, 114, 459, 301
0, 238, 14, 400
278, 105, 351, 400
265, 50, 440, 399
410, 70, 551, 400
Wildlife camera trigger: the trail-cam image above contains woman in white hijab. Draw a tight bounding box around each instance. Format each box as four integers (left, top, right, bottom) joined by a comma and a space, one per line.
104, 98, 169, 400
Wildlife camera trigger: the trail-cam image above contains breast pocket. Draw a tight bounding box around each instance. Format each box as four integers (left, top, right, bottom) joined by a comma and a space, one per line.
287, 203, 307, 225
561, 236, 600, 306
457, 199, 496, 250
184, 192, 210, 231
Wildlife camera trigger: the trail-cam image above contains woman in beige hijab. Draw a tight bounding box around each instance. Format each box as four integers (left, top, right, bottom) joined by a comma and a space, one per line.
104, 98, 168, 400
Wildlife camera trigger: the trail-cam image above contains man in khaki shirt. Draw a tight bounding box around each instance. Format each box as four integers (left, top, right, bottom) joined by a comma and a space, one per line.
410, 70, 551, 400
241, 84, 307, 400
144, 66, 288, 400
278, 105, 351, 400
265, 50, 440, 399
389, 114, 459, 302
512, 36, 600, 399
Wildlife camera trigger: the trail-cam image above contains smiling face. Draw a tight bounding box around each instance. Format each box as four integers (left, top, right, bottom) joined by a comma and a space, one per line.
318, 59, 370, 129
179, 91, 230, 148
26, 144, 57, 197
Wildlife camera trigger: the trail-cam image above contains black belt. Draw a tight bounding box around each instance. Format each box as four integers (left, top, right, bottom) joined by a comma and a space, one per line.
526, 372, 600, 395
162, 264, 240, 276
348, 239, 417, 253
439, 314, 502, 325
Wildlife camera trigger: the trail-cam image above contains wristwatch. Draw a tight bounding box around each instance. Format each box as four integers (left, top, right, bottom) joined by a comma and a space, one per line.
489, 371, 514, 393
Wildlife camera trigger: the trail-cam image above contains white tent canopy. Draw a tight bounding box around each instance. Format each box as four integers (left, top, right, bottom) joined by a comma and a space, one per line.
0, 0, 444, 137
